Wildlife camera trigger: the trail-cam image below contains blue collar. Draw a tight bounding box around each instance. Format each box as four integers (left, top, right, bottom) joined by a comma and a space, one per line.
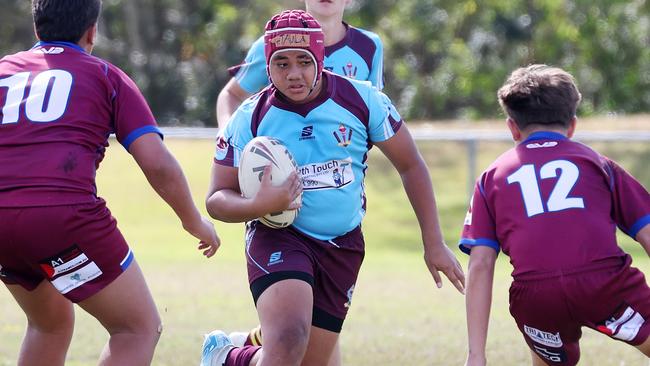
522, 131, 568, 144
32, 41, 87, 53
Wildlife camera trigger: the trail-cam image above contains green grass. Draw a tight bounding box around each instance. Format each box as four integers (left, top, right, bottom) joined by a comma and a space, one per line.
1, 138, 649, 365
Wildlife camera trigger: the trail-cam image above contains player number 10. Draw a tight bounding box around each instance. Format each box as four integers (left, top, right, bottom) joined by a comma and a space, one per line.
0, 70, 73, 124
507, 160, 585, 217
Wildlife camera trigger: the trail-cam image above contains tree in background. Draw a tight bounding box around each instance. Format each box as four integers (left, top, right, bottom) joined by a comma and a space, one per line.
1, 0, 648, 125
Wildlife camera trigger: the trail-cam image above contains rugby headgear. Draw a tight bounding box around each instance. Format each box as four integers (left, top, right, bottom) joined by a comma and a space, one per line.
264, 10, 325, 89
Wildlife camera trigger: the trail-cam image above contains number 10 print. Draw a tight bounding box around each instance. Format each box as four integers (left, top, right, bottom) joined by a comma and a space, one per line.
0, 70, 73, 124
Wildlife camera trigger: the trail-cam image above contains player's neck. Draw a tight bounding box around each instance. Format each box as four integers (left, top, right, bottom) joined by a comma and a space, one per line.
319, 19, 347, 47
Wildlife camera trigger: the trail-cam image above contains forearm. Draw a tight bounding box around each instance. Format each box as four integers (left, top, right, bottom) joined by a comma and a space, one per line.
399, 157, 444, 247
466, 252, 496, 360
205, 189, 266, 223
140, 152, 201, 226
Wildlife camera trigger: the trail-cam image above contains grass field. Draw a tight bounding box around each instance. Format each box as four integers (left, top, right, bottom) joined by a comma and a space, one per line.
1, 131, 649, 365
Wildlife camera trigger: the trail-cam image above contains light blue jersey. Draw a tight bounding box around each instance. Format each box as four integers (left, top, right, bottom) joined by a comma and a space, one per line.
215, 72, 401, 240
228, 24, 384, 93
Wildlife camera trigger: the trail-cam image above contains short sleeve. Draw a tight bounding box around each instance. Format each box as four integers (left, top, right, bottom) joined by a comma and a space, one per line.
214, 101, 255, 167
229, 36, 270, 94
458, 177, 500, 255
367, 34, 384, 90
367, 89, 402, 143
605, 158, 650, 238
108, 65, 162, 151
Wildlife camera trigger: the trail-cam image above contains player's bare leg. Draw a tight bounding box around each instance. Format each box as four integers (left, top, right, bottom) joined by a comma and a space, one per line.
6, 281, 75, 366
636, 334, 650, 357
530, 350, 549, 366
78, 260, 161, 366
327, 340, 342, 366
300, 326, 339, 366
254, 279, 314, 366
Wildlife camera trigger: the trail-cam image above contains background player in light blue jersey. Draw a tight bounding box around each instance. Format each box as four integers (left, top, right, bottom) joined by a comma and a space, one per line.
215, 0, 384, 128
202, 10, 464, 366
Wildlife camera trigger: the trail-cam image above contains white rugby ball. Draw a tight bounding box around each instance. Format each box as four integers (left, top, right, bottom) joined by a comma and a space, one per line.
238, 136, 301, 228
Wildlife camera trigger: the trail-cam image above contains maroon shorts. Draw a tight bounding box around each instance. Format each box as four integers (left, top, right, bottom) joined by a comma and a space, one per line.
509, 255, 650, 365
0, 201, 133, 303
245, 221, 365, 333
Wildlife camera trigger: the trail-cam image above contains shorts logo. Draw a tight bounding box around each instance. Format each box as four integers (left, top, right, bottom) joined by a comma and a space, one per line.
532, 345, 567, 363
268, 251, 283, 266
344, 284, 355, 308
39, 245, 103, 295
299, 125, 315, 141
596, 305, 645, 341
524, 325, 563, 347
332, 124, 352, 147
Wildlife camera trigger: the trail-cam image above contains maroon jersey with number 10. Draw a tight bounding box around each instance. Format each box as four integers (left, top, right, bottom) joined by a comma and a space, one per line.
0, 41, 162, 207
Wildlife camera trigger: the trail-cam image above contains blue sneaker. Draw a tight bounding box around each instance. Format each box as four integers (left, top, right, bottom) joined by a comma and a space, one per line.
200, 330, 234, 366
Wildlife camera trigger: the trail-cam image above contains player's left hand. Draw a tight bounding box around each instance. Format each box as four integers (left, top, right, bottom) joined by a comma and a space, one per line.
424, 243, 465, 294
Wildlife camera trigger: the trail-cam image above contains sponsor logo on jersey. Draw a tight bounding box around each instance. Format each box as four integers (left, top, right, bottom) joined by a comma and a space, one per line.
344, 284, 355, 308
299, 125, 315, 141
268, 251, 283, 266
524, 325, 563, 347
33, 46, 65, 55
526, 141, 558, 149
596, 305, 645, 341
332, 124, 352, 147
299, 158, 354, 190
341, 62, 358, 79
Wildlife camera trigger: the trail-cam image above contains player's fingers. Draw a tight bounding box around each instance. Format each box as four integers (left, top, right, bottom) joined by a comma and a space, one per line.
430, 267, 443, 288
260, 164, 273, 185
454, 265, 466, 288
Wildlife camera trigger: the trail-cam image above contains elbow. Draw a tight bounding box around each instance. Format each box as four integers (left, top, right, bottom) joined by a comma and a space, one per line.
468, 254, 496, 275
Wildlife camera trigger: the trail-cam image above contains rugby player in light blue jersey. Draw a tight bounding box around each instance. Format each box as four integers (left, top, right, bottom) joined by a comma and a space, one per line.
216, 0, 384, 129
202, 10, 465, 366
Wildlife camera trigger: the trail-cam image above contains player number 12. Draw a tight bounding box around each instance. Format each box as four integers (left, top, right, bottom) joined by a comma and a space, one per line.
507, 160, 585, 217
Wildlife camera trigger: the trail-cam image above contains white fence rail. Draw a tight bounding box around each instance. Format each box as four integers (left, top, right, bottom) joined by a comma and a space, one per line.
160, 127, 650, 196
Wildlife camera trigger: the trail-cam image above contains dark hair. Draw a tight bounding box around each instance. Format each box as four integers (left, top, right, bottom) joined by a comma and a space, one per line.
32, 0, 102, 43
497, 64, 582, 130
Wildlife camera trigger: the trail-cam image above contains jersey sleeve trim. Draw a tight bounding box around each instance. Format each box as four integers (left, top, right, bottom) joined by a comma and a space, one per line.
629, 214, 650, 238
121, 125, 163, 151
458, 238, 500, 255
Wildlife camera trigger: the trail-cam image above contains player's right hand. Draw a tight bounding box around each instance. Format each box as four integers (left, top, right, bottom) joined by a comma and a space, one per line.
253, 165, 302, 214
183, 216, 220, 258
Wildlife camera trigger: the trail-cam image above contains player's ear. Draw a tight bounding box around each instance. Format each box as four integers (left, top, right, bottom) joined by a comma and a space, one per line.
506, 118, 522, 142
80, 23, 98, 53
566, 116, 577, 138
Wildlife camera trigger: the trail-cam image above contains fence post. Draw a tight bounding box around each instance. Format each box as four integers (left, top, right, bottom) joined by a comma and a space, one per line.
467, 139, 477, 200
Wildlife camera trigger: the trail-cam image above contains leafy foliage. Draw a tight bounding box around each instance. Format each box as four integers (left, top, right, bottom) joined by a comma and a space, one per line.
2, 0, 649, 125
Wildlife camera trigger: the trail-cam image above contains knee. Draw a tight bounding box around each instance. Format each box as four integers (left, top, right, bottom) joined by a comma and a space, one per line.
27, 303, 75, 336
267, 322, 310, 362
